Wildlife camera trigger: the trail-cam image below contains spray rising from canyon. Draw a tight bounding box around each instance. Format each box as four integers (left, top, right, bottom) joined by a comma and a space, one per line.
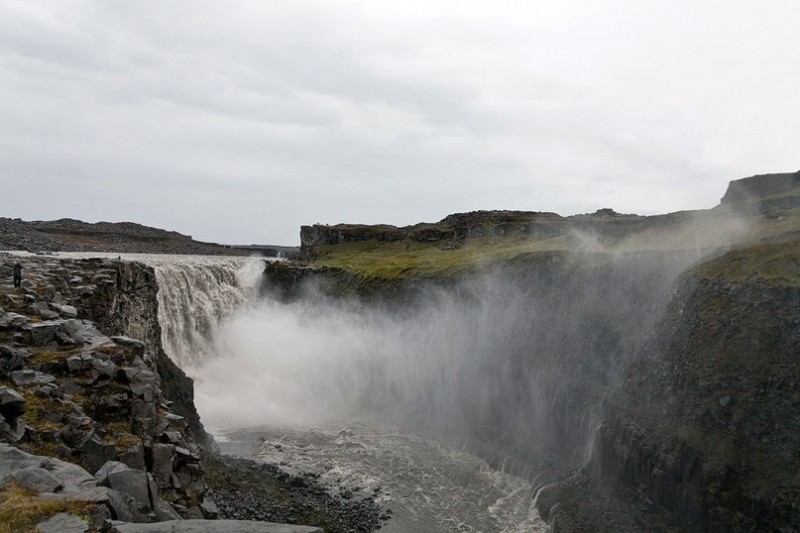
150, 210, 753, 474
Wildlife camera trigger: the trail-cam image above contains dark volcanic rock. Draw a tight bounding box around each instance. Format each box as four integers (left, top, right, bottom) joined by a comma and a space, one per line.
0, 217, 249, 255
537, 243, 800, 532
720, 170, 800, 210
0, 255, 368, 532
0, 386, 25, 421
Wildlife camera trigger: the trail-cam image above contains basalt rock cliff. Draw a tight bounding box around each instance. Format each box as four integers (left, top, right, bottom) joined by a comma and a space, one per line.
535, 241, 800, 532
0, 256, 217, 528
0, 256, 379, 532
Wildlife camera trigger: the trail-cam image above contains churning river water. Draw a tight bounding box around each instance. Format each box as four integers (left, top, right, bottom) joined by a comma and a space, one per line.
214, 422, 546, 533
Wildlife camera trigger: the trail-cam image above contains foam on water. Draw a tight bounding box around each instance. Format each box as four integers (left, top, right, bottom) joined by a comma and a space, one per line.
217, 422, 547, 533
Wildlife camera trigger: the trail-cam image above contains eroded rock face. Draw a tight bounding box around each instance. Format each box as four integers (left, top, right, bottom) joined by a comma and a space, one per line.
0, 256, 212, 521
0, 255, 354, 532
720, 170, 800, 210
537, 255, 800, 532
76, 259, 214, 451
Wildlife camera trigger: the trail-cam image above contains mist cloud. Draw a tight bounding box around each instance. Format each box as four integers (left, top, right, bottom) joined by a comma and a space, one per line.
186, 211, 755, 473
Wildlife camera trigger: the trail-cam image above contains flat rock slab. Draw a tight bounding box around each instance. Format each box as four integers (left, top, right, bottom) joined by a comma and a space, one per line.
37, 511, 90, 533
10, 465, 63, 493
28, 320, 63, 345
0, 443, 97, 493
106, 520, 324, 533
62, 319, 112, 348
51, 303, 79, 318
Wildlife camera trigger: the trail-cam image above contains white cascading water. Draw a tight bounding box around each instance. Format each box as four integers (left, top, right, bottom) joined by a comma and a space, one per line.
147, 255, 265, 370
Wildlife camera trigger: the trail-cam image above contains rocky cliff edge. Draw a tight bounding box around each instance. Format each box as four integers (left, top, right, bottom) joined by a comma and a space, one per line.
0, 256, 376, 532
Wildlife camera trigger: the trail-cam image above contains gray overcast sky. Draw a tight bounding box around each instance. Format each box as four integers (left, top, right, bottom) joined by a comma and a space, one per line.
1, 1, 798, 245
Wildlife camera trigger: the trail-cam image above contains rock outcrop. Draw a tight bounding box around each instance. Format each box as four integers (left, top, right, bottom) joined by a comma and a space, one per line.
0, 444, 326, 532
533, 242, 800, 531
0, 257, 213, 525
299, 209, 653, 258
74, 259, 213, 451
720, 170, 800, 211
589, 245, 799, 531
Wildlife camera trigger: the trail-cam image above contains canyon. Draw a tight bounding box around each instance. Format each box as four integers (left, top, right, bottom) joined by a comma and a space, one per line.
0, 170, 798, 532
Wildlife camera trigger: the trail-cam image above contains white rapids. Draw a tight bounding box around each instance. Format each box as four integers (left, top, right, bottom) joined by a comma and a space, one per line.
215, 422, 547, 533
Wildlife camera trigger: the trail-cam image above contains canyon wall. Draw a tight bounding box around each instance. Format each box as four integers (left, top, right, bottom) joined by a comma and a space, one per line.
0, 256, 215, 526
264, 240, 799, 531
77, 259, 214, 451
534, 241, 800, 531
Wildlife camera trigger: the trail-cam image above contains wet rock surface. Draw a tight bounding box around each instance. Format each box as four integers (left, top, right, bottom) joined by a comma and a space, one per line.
536, 252, 800, 532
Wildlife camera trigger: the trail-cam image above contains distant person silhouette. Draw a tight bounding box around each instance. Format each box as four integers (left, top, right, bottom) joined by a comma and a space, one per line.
12, 263, 22, 288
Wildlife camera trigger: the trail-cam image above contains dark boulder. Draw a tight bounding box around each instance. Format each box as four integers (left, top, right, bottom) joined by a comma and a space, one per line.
0, 386, 25, 421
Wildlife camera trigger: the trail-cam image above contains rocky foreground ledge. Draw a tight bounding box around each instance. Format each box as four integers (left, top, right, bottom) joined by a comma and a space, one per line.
0, 255, 381, 532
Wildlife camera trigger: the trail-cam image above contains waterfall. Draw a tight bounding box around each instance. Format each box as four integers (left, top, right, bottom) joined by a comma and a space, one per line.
137, 244, 718, 476
146, 255, 264, 369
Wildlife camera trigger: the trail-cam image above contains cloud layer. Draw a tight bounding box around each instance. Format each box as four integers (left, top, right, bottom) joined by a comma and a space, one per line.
2, 1, 798, 244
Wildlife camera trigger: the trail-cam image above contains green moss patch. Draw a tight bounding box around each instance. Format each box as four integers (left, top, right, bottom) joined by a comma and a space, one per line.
305, 205, 800, 281
102, 421, 140, 452
691, 240, 800, 286
310, 235, 573, 279
18, 391, 72, 432
28, 347, 84, 366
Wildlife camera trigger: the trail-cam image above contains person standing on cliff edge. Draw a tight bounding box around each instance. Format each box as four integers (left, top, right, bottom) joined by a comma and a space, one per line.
12, 263, 22, 288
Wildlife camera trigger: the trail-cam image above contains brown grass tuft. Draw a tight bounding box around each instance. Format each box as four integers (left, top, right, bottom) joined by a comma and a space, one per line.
0, 482, 93, 533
